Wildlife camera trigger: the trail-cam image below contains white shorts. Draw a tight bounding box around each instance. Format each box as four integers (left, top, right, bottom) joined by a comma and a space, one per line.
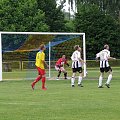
55, 66, 65, 72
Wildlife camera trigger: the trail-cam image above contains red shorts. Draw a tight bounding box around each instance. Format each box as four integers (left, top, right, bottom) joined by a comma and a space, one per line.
37, 67, 46, 75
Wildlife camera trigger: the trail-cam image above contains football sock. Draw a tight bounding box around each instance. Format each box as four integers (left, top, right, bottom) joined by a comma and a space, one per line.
71, 77, 75, 86
57, 71, 61, 78
42, 77, 46, 89
78, 76, 82, 85
106, 74, 112, 84
98, 75, 103, 87
64, 72, 67, 78
32, 75, 42, 85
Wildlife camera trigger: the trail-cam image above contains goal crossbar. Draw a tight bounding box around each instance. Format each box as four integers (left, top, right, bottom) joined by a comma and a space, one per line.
0, 32, 86, 81
0, 32, 85, 35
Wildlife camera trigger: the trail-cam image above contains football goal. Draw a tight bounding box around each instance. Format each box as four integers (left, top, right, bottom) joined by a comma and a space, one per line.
0, 32, 86, 81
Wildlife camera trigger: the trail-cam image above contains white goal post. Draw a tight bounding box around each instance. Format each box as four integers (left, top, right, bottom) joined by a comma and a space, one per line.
0, 32, 86, 81
0, 33, 2, 81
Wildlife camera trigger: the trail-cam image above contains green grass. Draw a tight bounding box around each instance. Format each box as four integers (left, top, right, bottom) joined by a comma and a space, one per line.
0, 68, 120, 120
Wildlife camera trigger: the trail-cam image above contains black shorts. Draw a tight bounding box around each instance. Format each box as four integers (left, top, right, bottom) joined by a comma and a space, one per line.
100, 66, 112, 73
72, 67, 82, 73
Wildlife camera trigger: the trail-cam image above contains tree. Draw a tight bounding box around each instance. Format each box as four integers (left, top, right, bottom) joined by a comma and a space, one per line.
0, 0, 49, 32
62, 0, 120, 21
37, 0, 66, 32
75, 4, 120, 59
2, 34, 28, 51
65, 20, 75, 32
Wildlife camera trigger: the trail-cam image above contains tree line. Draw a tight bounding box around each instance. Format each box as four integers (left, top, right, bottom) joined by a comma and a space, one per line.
65, 0, 120, 21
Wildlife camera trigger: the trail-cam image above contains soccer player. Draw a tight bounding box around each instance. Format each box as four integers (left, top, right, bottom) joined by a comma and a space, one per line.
71, 45, 84, 87
96, 44, 116, 88
31, 44, 48, 90
55, 55, 70, 80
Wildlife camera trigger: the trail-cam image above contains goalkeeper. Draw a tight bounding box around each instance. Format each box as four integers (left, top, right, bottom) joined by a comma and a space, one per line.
55, 55, 70, 80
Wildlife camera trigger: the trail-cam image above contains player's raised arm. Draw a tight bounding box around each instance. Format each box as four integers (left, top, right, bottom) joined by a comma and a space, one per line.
107, 48, 116, 60
108, 57, 116, 60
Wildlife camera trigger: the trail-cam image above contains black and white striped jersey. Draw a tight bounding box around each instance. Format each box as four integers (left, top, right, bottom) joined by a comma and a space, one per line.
96, 49, 110, 68
71, 50, 82, 68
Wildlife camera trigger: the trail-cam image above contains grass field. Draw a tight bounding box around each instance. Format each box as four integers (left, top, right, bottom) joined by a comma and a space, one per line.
0, 68, 120, 120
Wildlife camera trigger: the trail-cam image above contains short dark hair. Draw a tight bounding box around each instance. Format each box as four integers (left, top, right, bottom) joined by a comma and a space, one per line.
74, 45, 79, 50
40, 44, 45, 50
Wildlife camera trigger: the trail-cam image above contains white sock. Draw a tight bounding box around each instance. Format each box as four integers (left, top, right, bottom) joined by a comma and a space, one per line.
106, 74, 112, 84
78, 76, 82, 85
71, 77, 75, 86
98, 75, 103, 87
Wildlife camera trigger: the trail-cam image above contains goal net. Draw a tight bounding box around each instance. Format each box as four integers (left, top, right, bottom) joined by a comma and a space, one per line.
0, 32, 86, 81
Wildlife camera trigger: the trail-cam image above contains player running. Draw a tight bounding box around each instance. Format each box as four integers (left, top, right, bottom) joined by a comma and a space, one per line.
96, 44, 116, 88
55, 55, 70, 80
31, 44, 48, 90
71, 45, 84, 87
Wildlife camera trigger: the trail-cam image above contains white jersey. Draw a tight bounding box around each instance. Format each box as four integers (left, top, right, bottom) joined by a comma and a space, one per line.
96, 49, 110, 68
71, 50, 82, 68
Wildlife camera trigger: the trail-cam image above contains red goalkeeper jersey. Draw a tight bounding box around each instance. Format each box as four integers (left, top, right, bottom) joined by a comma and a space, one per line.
56, 58, 68, 67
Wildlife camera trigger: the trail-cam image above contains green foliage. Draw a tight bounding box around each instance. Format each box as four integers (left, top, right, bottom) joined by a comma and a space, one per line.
37, 0, 66, 32
68, 0, 120, 21
65, 20, 75, 32
52, 37, 82, 60
2, 35, 55, 61
75, 4, 120, 59
0, 0, 49, 31
2, 34, 28, 51
17, 35, 54, 50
